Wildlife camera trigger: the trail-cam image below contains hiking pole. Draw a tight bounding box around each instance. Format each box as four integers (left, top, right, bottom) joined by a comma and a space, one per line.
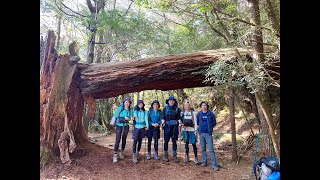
144, 129, 147, 163
179, 125, 182, 159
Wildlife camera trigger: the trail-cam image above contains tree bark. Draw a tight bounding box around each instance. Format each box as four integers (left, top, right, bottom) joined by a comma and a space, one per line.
77, 48, 256, 99
95, 31, 104, 63
227, 86, 238, 161
40, 31, 87, 164
247, 0, 264, 61
86, 0, 105, 64
56, 0, 63, 53
247, 0, 280, 161
255, 92, 280, 160
176, 89, 188, 104
263, 0, 280, 36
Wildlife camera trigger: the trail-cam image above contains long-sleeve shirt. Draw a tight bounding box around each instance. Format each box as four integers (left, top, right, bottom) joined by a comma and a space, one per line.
181, 110, 197, 132
134, 110, 149, 129
113, 106, 133, 126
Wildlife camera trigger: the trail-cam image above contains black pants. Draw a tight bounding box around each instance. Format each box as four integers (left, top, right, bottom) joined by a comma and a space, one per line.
164, 125, 179, 152
185, 142, 197, 157
133, 139, 143, 154
114, 125, 129, 153
147, 126, 160, 153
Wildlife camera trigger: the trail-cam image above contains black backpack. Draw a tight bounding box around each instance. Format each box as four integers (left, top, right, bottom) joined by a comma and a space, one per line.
181, 109, 195, 127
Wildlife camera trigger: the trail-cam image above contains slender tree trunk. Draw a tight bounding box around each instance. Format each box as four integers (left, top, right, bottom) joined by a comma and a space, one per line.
247, 0, 264, 61
247, 0, 280, 160
95, 31, 104, 63
227, 86, 238, 161
177, 89, 188, 104
86, 0, 105, 64
255, 92, 280, 160
263, 0, 280, 36
56, 0, 63, 53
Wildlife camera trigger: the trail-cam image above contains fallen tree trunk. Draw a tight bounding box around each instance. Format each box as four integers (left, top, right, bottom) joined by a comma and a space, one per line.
78, 48, 256, 99
40, 31, 87, 165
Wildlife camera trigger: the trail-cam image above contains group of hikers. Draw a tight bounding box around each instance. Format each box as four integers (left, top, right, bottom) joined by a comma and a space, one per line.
111, 95, 219, 171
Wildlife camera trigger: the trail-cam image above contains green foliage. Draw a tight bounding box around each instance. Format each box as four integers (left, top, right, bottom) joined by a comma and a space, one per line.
88, 120, 106, 133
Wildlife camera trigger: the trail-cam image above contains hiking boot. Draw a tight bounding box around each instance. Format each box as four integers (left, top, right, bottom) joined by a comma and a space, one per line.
132, 154, 138, 164
184, 154, 190, 163
147, 152, 151, 160
119, 150, 124, 159
172, 152, 178, 162
194, 157, 199, 164
212, 166, 219, 171
201, 162, 207, 167
113, 153, 118, 163
164, 152, 169, 162
154, 152, 159, 160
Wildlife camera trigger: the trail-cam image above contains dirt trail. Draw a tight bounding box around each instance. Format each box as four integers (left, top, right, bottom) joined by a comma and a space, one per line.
41, 126, 259, 180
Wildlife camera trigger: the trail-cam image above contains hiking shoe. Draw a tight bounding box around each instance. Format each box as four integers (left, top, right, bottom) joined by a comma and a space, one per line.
172, 152, 178, 162
184, 155, 190, 163
132, 154, 138, 164
212, 166, 219, 171
194, 157, 199, 164
113, 153, 118, 163
164, 152, 169, 162
119, 150, 124, 159
154, 152, 159, 160
201, 162, 207, 167
147, 152, 151, 160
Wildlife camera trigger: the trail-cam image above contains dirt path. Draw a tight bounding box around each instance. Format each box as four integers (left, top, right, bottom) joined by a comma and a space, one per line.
41, 127, 258, 180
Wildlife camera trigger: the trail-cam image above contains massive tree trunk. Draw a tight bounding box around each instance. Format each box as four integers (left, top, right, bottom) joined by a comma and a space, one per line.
40, 31, 87, 164
77, 48, 256, 99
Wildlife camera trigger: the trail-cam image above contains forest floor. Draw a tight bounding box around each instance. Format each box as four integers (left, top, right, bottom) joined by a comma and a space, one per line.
40, 115, 263, 180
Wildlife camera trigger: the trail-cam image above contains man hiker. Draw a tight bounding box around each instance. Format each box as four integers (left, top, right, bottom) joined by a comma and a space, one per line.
161, 96, 182, 162
132, 100, 149, 164
146, 100, 162, 160
181, 100, 199, 164
112, 97, 133, 163
197, 101, 219, 171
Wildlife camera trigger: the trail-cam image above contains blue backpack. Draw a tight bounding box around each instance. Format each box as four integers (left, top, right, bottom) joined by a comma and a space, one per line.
253, 156, 280, 180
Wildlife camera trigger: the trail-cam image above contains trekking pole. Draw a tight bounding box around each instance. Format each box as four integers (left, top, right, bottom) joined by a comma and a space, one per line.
162, 124, 164, 157
144, 128, 147, 163
179, 125, 182, 158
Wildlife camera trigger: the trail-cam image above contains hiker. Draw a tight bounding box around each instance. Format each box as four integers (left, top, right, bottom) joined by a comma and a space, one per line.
132, 100, 149, 164
161, 96, 182, 162
146, 100, 162, 160
113, 97, 133, 163
197, 101, 219, 171
180, 100, 199, 164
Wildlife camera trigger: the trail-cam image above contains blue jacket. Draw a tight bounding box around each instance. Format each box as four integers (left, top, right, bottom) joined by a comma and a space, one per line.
113, 105, 133, 126
196, 110, 217, 135
134, 109, 149, 129
148, 108, 162, 126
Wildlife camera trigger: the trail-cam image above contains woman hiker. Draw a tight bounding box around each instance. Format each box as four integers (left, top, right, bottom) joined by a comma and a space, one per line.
112, 97, 133, 163
132, 100, 149, 164
146, 100, 162, 160
180, 100, 199, 164
197, 101, 219, 171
